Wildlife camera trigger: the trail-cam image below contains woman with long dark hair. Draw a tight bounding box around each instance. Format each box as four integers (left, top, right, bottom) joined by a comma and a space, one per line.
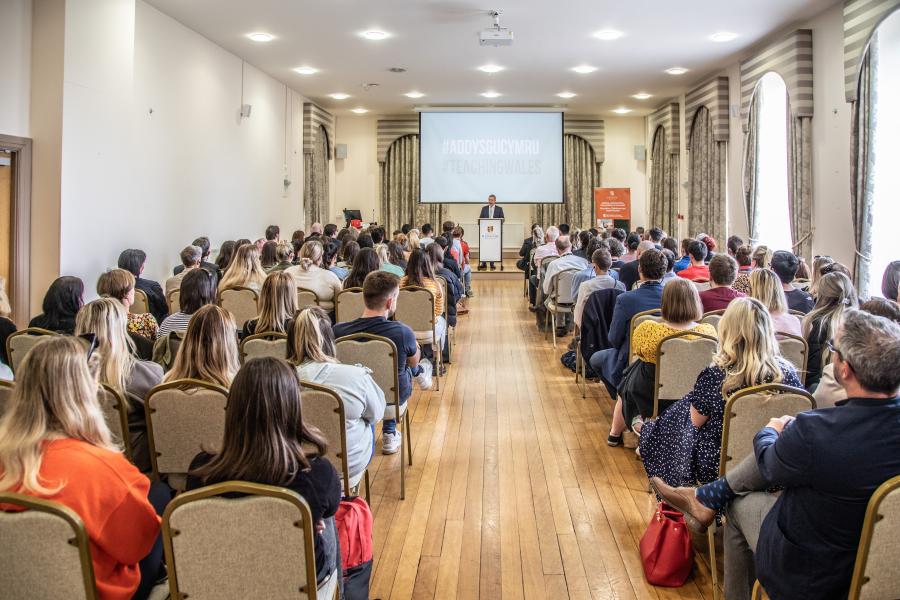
401, 249, 446, 350
343, 247, 381, 289
29, 276, 84, 334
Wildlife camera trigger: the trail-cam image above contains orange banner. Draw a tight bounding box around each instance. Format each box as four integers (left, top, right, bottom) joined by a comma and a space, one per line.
594, 188, 631, 221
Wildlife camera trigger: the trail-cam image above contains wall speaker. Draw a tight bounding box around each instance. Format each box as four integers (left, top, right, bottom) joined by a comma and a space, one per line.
335, 143, 348, 159
634, 145, 646, 161
240, 104, 252, 118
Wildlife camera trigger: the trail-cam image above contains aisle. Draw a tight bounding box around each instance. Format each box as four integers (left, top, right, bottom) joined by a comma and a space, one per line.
365, 279, 716, 600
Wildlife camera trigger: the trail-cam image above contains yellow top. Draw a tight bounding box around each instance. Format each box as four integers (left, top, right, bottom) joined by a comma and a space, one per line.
400, 276, 445, 318
632, 321, 717, 364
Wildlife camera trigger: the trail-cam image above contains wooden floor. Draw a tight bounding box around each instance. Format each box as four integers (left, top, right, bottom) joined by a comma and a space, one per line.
365, 279, 717, 600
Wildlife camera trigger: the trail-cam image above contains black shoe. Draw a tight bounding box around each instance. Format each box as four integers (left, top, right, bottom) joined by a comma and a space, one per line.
490, 264, 496, 271
478, 263, 486, 271
528, 306, 537, 312
607, 434, 623, 447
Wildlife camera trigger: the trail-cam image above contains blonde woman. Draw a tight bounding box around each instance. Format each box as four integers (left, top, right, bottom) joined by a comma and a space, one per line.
287, 307, 385, 474
610, 278, 718, 446
808, 256, 835, 299
243, 271, 297, 338
750, 269, 802, 336
732, 245, 772, 294
639, 297, 801, 486
164, 304, 240, 388
802, 272, 858, 391
218, 243, 267, 293
375, 243, 405, 277
407, 230, 421, 255
97, 268, 159, 341
74, 298, 163, 472
0, 276, 17, 374
0, 336, 162, 598
285, 240, 342, 314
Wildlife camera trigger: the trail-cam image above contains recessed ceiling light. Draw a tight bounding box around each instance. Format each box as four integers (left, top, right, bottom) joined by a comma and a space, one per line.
572, 65, 598, 74
556, 92, 577, 99
329, 93, 350, 100
404, 91, 425, 99
612, 107, 632, 114
478, 64, 505, 73
593, 30, 624, 41
361, 30, 389, 41
665, 67, 689, 75
247, 32, 274, 43
632, 92, 653, 100
351, 107, 369, 114
480, 91, 502, 98
293, 66, 319, 76
709, 31, 738, 42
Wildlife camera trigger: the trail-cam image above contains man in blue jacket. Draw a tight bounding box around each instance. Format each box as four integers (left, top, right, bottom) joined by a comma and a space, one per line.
651, 309, 900, 600
588, 249, 666, 397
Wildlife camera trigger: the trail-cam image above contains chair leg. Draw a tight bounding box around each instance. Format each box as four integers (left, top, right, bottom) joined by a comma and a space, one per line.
405, 410, 413, 466
434, 342, 441, 391
399, 413, 406, 500
364, 469, 371, 505
708, 527, 720, 600
551, 313, 557, 348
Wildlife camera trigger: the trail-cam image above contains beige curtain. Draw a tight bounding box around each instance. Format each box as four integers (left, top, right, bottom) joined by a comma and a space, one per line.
851, 45, 876, 296
788, 115, 813, 261
742, 99, 761, 243
380, 134, 445, 233
303, 125, 329, 226
688, 107, 727, 243
533, 134, 601, 229
649, 127, 678, 235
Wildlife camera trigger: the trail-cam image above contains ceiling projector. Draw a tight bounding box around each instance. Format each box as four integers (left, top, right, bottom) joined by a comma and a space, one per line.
480, 10, 513, 47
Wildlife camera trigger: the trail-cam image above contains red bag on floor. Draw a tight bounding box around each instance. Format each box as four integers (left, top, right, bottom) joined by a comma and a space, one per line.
336, 496, 374, 600
639, 502, 694, 586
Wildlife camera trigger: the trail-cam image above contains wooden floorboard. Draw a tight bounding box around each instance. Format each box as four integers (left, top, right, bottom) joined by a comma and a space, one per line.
370, 279, 715, 600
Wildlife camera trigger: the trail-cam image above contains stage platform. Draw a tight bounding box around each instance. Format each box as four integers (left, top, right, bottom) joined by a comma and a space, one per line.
469, 257, 524, 281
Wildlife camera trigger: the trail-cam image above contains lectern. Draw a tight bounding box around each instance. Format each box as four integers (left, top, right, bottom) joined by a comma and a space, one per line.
478, 218, 504, 270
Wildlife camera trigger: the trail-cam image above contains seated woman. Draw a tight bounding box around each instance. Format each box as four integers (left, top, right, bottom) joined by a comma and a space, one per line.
75, 298, 164, 473
260, 240, 278, 272
243, 271, 297, 338
28, 276, 84, 334
400, 249, 447, 355
214, 240, 237, 274
164, 304, 240, 389
0, 336, 163, 599
387, 240, 408, 272
323, 240, 347, 281
802, 272, 858, 391
288, 307, 385, 484
749, 268, 801, 336
375, 243, 404, 277
639, 297, 801, 487
337, 240, 359, 271
343, 247, 381, 290
157, 268, 216, 338
219, 243, 267, 293
0, 277, 17, 373
732, 245, 772, 294
119, 248, 168, 325
609, 278, 717, 446
186, 357, 342, 584
268, 242, 295, 272
287, 240, 343, 317
97, 268, 158, 360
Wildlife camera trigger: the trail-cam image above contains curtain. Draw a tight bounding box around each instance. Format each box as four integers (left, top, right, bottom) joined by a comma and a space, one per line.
649, 127, 678, 235
851, 44, 876, 296
303, 125, 329, 226
688, 107, 727, 243
532, 134, 601, 230
380, 134, 445, 233
788, 114, 814, 261
742, 99, 761, 244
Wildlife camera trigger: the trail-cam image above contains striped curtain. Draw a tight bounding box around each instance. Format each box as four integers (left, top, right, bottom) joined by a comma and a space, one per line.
380, 134, 445, 232
851, 45, 877, 296
303, 125, 329, 226
533, 134, 601, 230
742, 99, 761, 243
788, 116, 814, 261
688, 107, 727, 243
649, 127, 678, 235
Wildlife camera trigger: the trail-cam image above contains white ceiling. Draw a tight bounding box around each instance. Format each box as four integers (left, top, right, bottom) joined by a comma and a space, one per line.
144, 0, 839, 117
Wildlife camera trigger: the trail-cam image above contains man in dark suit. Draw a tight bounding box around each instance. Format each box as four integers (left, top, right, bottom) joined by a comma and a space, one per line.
172, 236, 220, 286
478, 194, 504, 270
651, 309, 900, 600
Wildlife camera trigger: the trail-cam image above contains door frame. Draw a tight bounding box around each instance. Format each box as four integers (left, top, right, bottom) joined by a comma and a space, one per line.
0, 134, 32, 326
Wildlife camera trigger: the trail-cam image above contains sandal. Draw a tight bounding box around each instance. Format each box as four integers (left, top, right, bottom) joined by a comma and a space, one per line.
607, 434, 623, 447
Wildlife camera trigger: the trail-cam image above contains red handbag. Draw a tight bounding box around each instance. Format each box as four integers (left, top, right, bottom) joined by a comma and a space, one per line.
639, 502, 694, 587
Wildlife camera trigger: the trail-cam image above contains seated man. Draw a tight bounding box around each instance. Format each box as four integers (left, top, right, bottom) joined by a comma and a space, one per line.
618, 240, 656, 291
528, 226, 561, 307
540, 236, 589, 335
574, 248, 625, 329
118, 248, 168, 324
673, 238, 692, 273
700, 254, 746, 312
571, 238, 618, 299
165, 245, 202, 298
589, 249, 666, 395
173, 236, 220, 285
333, 271, 433, 455
676, 240, 711, 281
771, 250, 815, 314
652, 309, 900, 600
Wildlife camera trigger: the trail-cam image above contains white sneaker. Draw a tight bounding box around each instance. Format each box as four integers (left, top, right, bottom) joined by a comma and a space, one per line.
415, 359, 434, 390
382, 431, 401, 455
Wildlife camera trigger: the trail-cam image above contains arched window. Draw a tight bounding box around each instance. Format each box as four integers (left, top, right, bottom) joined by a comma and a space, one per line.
868, 10, 900, 297
753, 72, 793, 252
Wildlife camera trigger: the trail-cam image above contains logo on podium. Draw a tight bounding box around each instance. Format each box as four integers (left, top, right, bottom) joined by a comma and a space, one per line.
487, 226, 495, 233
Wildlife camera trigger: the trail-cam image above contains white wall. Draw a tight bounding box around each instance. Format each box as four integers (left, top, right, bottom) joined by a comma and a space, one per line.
603, 117, 648, 229
333, 115, 379, 224
0, 0, 32, 137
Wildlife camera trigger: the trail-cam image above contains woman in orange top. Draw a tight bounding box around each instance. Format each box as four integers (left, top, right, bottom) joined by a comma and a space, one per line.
0, 336, 162, 600
400, 248, 447, 352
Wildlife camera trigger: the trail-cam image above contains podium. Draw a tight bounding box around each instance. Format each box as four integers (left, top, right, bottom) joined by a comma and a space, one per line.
478, 218, 504, 270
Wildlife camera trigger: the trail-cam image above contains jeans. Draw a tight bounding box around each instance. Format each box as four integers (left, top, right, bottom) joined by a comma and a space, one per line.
133, 480, 173, 600
463, 264, 471, 291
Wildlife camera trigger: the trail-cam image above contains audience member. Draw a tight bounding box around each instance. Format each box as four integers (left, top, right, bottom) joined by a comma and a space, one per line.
343, 247, 381, 290
608, 238, 626, 269
733, 245, 772, 294
661, 236, 679, 256
621, 233, 641, 264
323, 240, 346, 281
795, 257, 811, 281
674, 238, 692, 273
449, 227, 472, 296
619, 240, 656, 291
611, 279, 717, 445
243, 271, 296, 338
288, 307, 385, 475
96, 269, 157, 359
119, 249, 168, 324
29, 276, 84, 334
726, 235, 744, 258
357, 233, 374, 249
214, 240, 237, 275
287, 240, 343, 315
157, 268, 216, 338
700, 235, 717, 263
0, 336, 163, 599
572, 238, 617, 299
309, 223, 323, 237
187, 357, 341, 583
660, 248, 678, 285
420, 223, 435, 248
74, 298, 163, 472
802, 272, 858, 391
163, 304, 239, 388
770, 250, 814, 314
651, 309, 900, 600
268, 242, 295, 272
559, 223, 571, 236
677, 241, 711, 282
260, 240, 278, 271
574, 231, 592, 259
387, 240, 408, 271
172, 236, 221, 285
401, 249, 447, 353
339, 240, 360, 270
734, 245, 753, 274
640, 297, 801, 486
611, 228, 627, 243
574, 248, 625, 329
647, 227, 665, 247
218, 243, 267, 293
539, 236, 589, 335
881, 260, 900, 301
518, 224, 540, 272
749, 269, 801, 336
532, 226, 561, 270
376, 244, 405, 277
0, 278, 15, 372
427, 242, 464, 322
323, 223, 338, 240
165, 245, 202, 297
700, 255, 746, 312
265, 224, 280, 242
370, 226, 386, 245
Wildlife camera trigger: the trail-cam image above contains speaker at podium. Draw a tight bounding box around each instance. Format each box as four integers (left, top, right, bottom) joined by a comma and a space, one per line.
478, 218, 504, 271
